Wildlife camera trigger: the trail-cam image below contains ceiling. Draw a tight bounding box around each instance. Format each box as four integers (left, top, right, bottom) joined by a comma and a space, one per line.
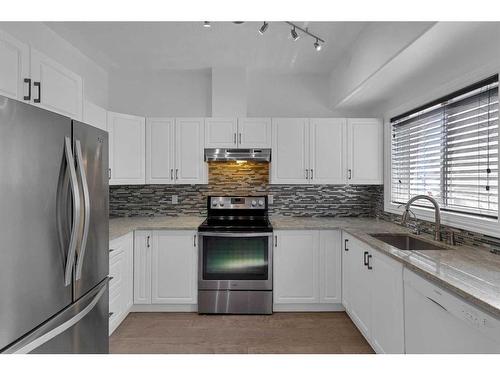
45, 21, 368, 73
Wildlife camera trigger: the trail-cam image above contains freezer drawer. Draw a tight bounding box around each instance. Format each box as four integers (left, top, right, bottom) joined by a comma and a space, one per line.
2, 279, 109, 354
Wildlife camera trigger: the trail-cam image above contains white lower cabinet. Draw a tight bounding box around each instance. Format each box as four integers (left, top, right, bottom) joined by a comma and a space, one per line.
109, 232, 133, 335
342, 232, 404, 353
151, 231, 197, 304
134, 230, 198, 310
273, 230, 342, 311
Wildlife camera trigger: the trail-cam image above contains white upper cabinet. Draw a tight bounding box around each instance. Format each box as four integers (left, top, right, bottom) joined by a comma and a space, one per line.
30, 48, 83, 120
146, 118, 175, 184
309, 118, 346, 184
175, 118, 206, 184
238, 118, 272, 148
271, 118, 310, 184
151, 231, 197, 305
83, 100, 107, 131
0, 30, 29, 101
205, 118, 238, 148
205, 117, 272, 149
108, 111, 146, 185
346, 118, 383, 184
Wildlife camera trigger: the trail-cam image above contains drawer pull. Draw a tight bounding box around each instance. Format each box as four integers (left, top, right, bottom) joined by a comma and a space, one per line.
109, 276, 114, 281
109, 248, 115, 253
109, 312, 114, 318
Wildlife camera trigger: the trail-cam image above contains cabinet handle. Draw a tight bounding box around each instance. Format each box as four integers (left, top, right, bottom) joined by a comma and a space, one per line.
363, 251, 369, 266
367, 254, 373, 270
305, 169, 309, 180
23, 78, 31, 101
109, 248, 115, 253
238, 133, 242, 144
344, 239, 349, 251
310, 169, 314, 180
108, 168, 111, 180
348, 169, 352, 180
34, 81, 41, 103
108, 312, 114, 318
234, 133, 237, 144
274, 235, 278, 247
170, 169, 173, 180
109, 276, 114, 281
147, 235, 150, 248
175, 169, 179, 180
193, 234, 197, 247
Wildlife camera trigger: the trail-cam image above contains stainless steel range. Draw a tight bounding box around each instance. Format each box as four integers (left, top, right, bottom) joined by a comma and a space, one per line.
198, 196, 273, 314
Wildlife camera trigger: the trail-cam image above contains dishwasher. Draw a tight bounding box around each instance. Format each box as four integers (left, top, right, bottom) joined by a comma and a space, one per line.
404, 269, 500, 354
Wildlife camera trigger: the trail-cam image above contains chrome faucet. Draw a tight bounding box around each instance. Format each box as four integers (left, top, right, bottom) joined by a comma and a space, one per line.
401, 195, 441, 241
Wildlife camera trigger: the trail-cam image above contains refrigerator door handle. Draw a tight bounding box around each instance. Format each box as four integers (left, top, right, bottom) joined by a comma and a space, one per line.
64, 136, 81, 286
74, 139, 91, 280
2, 281, 107, 354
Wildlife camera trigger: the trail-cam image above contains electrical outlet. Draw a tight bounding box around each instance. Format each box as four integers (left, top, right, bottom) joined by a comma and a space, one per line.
172, 195, 178, 204
268, 195, 273, 205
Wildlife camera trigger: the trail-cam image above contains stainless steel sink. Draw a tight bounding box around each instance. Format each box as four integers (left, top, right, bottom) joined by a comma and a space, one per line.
369, 233, 449, 251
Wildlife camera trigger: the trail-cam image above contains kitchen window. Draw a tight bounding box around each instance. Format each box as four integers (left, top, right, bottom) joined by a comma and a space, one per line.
390, 75, 499, 220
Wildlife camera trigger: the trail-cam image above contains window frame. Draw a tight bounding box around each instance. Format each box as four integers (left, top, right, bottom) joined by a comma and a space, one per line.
384, 75, 500, 237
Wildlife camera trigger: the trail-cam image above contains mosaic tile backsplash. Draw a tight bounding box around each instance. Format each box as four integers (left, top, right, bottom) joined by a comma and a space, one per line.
110, 161, 382, 218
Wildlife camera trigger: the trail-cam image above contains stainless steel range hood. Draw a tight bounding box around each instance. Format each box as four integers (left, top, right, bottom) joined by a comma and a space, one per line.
204, 148, 271, 162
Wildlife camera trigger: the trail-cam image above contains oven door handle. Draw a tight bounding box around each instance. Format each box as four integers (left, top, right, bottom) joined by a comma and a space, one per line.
197, 232, 273, 238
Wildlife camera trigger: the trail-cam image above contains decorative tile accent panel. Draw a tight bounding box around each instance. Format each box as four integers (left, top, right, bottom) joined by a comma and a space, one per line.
110, 161, 383, 218
374, 188, 500, 253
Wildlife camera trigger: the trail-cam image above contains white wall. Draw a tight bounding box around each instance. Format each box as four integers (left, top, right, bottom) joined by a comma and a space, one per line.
0, 22, 109, 107
212, 67, 247, 117
107, 68, 212, 117
247, 71, 335, 117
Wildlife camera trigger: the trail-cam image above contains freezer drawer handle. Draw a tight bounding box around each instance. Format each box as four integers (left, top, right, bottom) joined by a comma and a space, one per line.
63, 136, 81, 286
2, 282, 107, 354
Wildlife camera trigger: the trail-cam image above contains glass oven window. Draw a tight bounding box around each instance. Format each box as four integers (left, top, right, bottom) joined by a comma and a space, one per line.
202, 236, 269, 280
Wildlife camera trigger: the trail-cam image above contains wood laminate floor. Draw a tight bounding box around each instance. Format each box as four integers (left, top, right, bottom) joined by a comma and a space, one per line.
109, 312, 374, 354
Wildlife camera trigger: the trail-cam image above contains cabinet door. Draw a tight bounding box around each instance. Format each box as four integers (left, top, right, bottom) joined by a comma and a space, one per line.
271, 118, 310, 184
83, 100, 107, 131
347, 118, 383, 184
319, 230, 342, 304
205, 118, 238, 148
133, 231, 152, 304
174, 118, 206, 184
109, 245, 125, 334
341, 232, 352, 310
108, 111, 146, 185
370, 250, 404, 353
0, 30, 29, 101
238, 118, 272, 148
151, 231, 197, 304
273, 230, 319, 304
346, 236, 371, 339
30, 48, 83, 120
310, 118, 346, 184
146, 118, 175, 184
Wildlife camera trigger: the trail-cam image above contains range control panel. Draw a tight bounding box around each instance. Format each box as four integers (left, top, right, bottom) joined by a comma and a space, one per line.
209, 196, 267, 209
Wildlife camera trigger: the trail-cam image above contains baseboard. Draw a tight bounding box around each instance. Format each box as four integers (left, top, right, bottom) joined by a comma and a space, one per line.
131, 304, 198, 312
272, 303, 345, 312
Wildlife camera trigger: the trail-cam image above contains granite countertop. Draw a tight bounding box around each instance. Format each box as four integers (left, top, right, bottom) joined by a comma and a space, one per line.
109, 216, 204, 241
110, 215, 500, 318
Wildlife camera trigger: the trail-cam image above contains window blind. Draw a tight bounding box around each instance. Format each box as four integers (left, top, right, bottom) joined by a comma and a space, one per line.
391, 75, 499, 218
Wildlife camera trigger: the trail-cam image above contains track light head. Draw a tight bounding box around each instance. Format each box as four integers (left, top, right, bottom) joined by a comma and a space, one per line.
314, 39, 322, 51
259, 22, 269, 35
203, 21, 211, 28
290, 27, 299, 41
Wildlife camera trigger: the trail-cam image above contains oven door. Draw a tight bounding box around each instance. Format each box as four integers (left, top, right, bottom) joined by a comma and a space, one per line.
198, 232, 273, 291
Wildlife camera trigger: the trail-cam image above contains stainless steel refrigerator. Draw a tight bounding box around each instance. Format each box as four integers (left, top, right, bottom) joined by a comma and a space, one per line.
0, 95, 109, 354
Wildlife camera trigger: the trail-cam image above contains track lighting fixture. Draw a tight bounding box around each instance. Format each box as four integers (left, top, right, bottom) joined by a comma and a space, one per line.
259, 22, 269, 35
314, 38, 322, 51
290, 26, 299, 41
203, 21, 211, 28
